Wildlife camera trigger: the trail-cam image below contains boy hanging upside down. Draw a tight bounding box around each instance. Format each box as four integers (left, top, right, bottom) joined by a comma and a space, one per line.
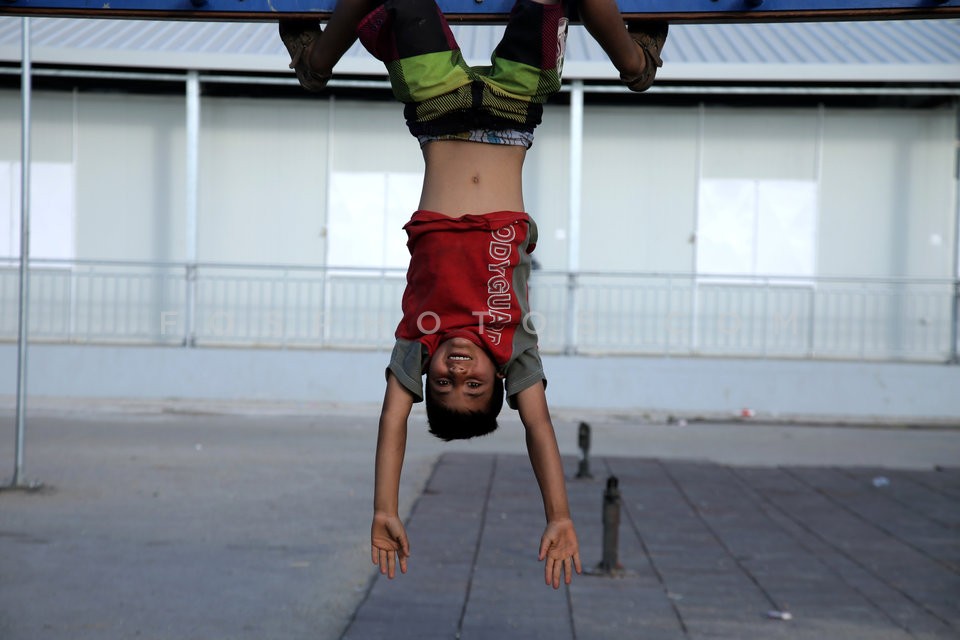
279, 0, 667, 588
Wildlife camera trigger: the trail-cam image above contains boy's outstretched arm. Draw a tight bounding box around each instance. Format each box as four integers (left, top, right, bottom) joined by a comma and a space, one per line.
515, 382, 583, 589
280, 0, 381, 90
371, 372, 414, 579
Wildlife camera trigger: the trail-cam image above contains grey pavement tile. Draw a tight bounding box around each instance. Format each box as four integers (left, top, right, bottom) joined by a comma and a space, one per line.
5, 413, 958, 640
730, 466, 959, 637
459, 611, 572, 640
569, 577, 684, 640
776, 468, 960, 621
789, 467, 960, 569
684, 618, 795, 640
346, 452, 959, 640
343, 616, 459, 640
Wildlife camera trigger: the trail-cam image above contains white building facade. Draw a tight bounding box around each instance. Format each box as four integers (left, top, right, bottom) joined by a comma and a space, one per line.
0, 17, 958, 420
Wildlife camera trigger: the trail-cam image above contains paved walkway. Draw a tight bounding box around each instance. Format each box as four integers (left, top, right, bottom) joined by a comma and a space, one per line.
0, 403, 957, 640
344, 452, 960, 640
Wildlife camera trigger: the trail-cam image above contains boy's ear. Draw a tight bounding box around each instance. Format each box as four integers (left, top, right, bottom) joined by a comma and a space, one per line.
496, 372, 506, 379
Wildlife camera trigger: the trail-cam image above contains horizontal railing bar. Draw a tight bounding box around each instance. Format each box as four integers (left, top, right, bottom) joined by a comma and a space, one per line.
3, 259, 955, 286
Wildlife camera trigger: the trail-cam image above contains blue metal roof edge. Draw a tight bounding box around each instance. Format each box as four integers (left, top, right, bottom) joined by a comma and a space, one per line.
0, 18, 957, 84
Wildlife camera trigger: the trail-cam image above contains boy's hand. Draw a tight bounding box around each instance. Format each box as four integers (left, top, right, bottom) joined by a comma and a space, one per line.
538, 518, 582, 589
371, 511, 410, 579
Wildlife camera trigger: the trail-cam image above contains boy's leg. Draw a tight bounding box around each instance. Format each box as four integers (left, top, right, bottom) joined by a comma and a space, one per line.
486, 0, 567, 102
476, 0, 567, 131
357, 0, 471, 103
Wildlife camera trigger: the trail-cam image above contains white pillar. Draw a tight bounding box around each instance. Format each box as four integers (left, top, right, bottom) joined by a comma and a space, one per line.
565, 80, 584, 355
184, 71, 200, 347
950, 98, 960, 363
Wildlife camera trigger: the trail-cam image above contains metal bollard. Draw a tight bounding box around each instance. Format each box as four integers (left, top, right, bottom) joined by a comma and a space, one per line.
576, 421, 593, 479
599, 475, 622, 574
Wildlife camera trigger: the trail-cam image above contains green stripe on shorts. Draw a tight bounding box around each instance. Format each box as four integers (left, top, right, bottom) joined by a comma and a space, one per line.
392, 51, 472, 103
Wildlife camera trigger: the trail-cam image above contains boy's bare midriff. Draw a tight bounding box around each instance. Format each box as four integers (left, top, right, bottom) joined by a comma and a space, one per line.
419, 140, 526, 217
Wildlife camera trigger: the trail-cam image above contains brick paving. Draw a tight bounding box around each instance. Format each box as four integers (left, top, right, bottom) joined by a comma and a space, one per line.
343, 453, 960, 640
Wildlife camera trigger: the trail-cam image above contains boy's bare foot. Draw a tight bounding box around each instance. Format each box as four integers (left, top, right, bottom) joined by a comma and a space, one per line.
620, 22, 668, 92
279, 19, 332, 92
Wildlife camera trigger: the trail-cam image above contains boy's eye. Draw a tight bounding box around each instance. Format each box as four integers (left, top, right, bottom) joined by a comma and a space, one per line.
437, 379, 450, 386
467, 382, 481, 389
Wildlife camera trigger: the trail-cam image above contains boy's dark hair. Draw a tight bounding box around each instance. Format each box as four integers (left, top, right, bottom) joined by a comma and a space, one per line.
424, 377, 505, 441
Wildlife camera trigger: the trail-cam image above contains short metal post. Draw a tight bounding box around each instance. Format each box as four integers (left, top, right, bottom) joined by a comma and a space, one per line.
576, 421, 592, 479
599, 476, 622, 574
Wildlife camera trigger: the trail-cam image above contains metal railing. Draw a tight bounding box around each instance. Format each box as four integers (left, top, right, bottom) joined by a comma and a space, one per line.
1, 259, 957, 363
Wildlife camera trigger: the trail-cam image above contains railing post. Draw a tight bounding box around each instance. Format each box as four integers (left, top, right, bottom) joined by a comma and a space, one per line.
281, 268, 289, 348
807, 285, 817, 358
565, 271, 578, 355
184, 263, 197, 347
950, 278, 959, 364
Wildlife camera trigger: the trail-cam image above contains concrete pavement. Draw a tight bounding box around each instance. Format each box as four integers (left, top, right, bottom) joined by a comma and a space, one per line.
0, 399, 957, 639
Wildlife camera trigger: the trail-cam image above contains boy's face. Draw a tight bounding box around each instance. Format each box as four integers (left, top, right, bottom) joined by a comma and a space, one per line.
427, 336, 500, 412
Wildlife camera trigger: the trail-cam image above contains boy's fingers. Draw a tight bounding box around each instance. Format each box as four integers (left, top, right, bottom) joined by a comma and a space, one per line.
387, 551, 396, 579
399, 554, 408, 574
564, 557, 573, 585
538, 537, 550, 562
574, 552, 583, 574
371, 545, 379, 566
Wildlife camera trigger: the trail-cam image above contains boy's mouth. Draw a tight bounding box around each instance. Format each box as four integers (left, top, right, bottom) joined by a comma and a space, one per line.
448, 354, 472, 361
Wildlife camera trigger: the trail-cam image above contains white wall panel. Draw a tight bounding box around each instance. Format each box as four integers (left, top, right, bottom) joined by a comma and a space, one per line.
199, 96, 330, 265
75, 92, 185, 262
520, 103, 569, 271
819, 108, 955, 278
0, 89, 955, 281
701, 109, 820, 181
580, 106, 700, 273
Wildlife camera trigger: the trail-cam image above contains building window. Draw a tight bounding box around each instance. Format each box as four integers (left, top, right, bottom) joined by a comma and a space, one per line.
326, 171, 422, 270
697, 179, 818, 279
0, 162, 75, 260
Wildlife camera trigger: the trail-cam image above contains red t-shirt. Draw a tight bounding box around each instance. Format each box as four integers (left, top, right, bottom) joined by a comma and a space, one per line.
388, 210, 545, 406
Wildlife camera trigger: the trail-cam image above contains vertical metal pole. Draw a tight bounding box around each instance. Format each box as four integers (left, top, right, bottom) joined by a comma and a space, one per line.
565, 80, 584, 355
12, 17, 32, 488
184, 71, 200, 347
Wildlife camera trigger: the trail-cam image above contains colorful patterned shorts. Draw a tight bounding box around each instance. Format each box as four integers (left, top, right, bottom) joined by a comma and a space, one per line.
357, 0, 569, 137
